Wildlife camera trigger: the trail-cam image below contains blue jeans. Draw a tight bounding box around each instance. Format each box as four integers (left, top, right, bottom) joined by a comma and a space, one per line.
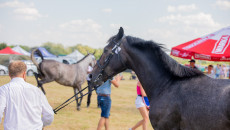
98, 96, 111, 118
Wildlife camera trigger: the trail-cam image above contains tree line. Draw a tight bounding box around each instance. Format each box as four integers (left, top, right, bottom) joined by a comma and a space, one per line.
0, 42, 103, 59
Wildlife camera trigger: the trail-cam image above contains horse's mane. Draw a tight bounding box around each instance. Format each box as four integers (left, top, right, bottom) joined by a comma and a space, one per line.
76, 54, 90, 64
125, 36, 204, 78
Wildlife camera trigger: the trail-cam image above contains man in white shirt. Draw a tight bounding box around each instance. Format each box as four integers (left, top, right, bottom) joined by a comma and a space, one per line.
0, 60, 54, 130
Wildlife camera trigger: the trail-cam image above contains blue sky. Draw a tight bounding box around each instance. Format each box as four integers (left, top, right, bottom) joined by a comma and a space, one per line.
0, 0, 229, 49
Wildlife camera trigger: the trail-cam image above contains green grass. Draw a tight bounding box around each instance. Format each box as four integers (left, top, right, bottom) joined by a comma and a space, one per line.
0, 73, 153, 130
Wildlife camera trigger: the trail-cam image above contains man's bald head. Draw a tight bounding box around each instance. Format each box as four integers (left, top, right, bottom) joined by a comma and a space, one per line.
8, 61, 27, 78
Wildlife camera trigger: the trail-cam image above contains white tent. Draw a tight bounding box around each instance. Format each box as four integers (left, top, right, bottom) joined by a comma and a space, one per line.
65, 50, 84, 61
12, 46, 30, 56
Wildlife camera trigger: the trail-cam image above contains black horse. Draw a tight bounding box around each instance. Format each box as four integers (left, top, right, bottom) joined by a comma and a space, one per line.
90, 27, 230, 130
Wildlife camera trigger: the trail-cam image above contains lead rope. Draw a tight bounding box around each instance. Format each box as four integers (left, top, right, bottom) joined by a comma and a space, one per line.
53, 85, 93, 114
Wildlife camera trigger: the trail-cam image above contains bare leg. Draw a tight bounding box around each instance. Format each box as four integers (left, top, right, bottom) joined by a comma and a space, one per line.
97, 117, 107, 130
105, 118, 109, 130
131, 107, 149, 130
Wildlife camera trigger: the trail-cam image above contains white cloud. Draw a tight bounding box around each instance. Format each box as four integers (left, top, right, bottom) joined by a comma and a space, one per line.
215, 0, 230, 10
167, 4, 197, 12
102, 8, 112, 13
13, 7, 42, 20
60, 19, 102, 33
57, 19, 106, 48
0, 0, 32, 8
0, 0, 44, 21
0, 18, 108, 48
143, 12, 224, 49
144, 25, 224, 50
158, 13, 221, 28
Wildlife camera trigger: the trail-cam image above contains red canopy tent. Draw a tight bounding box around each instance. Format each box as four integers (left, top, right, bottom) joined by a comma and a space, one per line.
171, 26, 230, 62
0, 47, 22, 55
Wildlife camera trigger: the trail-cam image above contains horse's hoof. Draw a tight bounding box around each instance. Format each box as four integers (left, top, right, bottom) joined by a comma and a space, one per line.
77, 107, 81, 111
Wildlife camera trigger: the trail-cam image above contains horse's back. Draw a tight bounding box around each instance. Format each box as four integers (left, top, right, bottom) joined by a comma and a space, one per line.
178, 76, 230, 129
40, 60, 78, 86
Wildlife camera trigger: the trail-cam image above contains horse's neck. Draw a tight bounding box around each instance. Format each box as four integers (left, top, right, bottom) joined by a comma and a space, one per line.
125, 46, 173, 99
78, 56, 91, 71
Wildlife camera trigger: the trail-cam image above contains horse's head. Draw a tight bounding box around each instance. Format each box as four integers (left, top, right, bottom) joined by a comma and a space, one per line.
90, 27, 127, 86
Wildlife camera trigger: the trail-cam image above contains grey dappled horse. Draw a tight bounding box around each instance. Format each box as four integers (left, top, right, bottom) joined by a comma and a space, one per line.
90, 27, 230, 130
31, 49, 95, 110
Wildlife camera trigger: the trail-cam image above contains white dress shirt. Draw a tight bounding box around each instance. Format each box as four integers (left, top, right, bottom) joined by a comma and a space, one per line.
0, 77, 54, 130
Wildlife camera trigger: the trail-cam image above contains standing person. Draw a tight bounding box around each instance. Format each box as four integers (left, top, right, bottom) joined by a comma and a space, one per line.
215, 64, 221, 79
220, 64, 227, 79
96, 74, 122, 130
0, 61, 54, 130
189, 59, 197, 69
206, 65, 216, 78
130, 80, 149, 130
87, 65, 94, 85
86, 65, 95, 107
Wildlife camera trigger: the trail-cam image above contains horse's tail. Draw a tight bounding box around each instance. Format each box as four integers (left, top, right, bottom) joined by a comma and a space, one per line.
31, 48, 43, 70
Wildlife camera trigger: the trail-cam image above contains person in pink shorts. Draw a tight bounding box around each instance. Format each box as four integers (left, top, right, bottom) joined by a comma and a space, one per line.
129, 80, 149, 130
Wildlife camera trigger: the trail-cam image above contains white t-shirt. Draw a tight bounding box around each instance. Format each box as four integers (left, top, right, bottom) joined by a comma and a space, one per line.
0, 77, 54, 130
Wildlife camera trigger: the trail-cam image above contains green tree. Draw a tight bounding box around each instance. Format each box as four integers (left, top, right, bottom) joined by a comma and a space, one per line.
42, 42, 70, 55
0, 43, 7, 50
69, 44, 103, 59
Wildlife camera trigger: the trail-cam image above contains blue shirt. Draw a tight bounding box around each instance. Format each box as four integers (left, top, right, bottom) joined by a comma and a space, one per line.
96, 80, 112, 95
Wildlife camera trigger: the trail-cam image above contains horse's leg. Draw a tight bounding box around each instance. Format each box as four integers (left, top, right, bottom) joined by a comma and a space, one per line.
34, 72, 46, 95
77, 86, 83, 111
37, 78, 54, 95
87, 81, 92, 108
73, 87, 79, 111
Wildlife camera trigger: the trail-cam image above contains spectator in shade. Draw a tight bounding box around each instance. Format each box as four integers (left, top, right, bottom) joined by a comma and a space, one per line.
220, 64, 227, 79
206, 65, 216, 78
189, 59, 197, 69
215, 64, 221, 79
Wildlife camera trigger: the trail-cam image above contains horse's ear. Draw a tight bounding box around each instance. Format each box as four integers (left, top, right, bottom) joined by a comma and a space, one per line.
87, 50, 89, 54
115, 27, 124, 41
93, 50, 96, 55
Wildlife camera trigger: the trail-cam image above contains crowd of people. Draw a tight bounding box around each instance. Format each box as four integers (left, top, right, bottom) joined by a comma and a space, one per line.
189, 59, 229, 79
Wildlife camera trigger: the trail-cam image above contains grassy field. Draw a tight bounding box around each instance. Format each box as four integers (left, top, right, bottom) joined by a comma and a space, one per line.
0, 73, 153, 130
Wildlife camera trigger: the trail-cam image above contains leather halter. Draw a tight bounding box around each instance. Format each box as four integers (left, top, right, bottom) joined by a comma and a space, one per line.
94, 37, 126, 83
